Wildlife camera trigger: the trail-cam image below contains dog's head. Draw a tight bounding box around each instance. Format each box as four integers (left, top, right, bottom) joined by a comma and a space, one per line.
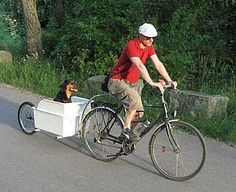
59, 79, 78, 93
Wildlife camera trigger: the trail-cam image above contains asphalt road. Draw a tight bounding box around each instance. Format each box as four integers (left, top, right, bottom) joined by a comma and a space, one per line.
0, 83, 236, 192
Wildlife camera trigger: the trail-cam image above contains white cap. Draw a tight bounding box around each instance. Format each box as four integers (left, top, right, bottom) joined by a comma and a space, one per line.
138, 23, 157, 37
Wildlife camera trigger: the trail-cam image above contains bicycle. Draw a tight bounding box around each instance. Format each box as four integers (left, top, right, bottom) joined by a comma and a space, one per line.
81, 84, 207, 181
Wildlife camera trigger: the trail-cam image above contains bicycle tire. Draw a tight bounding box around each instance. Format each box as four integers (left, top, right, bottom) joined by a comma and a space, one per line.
82, 107, 124, 162
149, 120, 206, 181
17, 102, 36, 135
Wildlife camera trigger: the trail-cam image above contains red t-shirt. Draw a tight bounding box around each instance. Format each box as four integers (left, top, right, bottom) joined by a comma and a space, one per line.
111, 37, 156, 83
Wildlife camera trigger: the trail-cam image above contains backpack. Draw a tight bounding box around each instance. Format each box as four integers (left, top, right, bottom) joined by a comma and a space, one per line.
101, 74, 110, 92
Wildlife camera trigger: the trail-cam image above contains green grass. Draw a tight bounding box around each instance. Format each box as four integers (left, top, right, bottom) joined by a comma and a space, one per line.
0, 59, 58, 97
0, 59, 87, 98
180, 114, 236, 144
178, 79, 236, 144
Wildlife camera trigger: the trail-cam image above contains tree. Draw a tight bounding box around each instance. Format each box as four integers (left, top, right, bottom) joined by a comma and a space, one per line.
55, 0, 65, 26
21, 0, 42, 57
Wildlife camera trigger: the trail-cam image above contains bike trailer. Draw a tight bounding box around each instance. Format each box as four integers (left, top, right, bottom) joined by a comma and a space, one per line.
33, 96, 90, 137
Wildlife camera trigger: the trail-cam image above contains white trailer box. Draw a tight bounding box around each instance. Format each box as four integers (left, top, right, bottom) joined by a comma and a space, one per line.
34, 96, 90, 137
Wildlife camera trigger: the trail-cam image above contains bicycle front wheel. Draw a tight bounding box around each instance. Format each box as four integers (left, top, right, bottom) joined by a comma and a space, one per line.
17, 102, 36, 135
149, 120, 206, 181
82, 107, 124, 162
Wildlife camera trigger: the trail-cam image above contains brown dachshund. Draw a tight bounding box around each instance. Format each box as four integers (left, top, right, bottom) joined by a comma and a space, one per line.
53, 79, 78, 103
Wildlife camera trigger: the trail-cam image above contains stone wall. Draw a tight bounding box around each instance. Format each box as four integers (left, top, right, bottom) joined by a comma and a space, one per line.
84, 76, 229, 119
168, 90, 229, 118
83, 75, 144, 97
83, 75, 106, 97
0, 50, 12, 64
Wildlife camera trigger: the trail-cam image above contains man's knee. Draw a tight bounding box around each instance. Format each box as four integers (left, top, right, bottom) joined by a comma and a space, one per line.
129, 96, 143, 111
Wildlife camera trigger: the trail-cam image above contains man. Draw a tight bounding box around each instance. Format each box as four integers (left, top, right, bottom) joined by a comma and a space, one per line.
108, 23, 177, 141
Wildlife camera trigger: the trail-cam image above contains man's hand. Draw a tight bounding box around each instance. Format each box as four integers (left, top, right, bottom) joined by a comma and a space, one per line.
151, 80, 165, 93
168, 81, 177, 89
152, 80, 177, 93
164, 80, 177, 89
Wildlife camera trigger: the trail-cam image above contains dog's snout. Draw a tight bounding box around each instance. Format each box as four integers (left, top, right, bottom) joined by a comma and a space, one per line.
70, 88, 78, 93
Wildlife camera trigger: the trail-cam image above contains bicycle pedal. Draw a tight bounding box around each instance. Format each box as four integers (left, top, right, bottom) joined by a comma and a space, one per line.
119, 149, 129, 156
120, 142, 136, 155
94, 137, 102, 144
117, 134, 126, 142
107, 154, 119, 157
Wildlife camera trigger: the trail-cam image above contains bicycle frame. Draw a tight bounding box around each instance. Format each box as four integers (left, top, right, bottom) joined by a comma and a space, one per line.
138, 89, 181, 152
82, 87, 206, 180
139, 90, 170, 138
81, 93, 126, 122
100, 106, 124, 144
83, 87, 180, 148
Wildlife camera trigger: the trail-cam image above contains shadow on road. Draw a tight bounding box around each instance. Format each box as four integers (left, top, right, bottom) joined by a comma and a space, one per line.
0, 97, 23, 132
39, 130, 163, 177
0, 97, 166, 179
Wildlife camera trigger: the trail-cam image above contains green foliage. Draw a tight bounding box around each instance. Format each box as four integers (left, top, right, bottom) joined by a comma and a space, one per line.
0, 59, 58, 96
1, 0, 25, 37
0, 12, 23, 55
3, 0, 235, 85
43, 0, 141, 73
156, 2, 235, 89
40, 0, 236, 89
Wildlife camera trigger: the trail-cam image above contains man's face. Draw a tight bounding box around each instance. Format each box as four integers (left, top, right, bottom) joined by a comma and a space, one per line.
140, 35, 156, 47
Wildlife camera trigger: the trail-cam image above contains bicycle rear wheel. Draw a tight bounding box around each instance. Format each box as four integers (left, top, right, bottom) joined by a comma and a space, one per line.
17, 102, 36, 135
82, 107, 124, 162
149, 120, 206, 181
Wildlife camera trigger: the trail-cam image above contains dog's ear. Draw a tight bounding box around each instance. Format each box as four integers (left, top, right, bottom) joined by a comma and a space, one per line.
59, 79, 70, 90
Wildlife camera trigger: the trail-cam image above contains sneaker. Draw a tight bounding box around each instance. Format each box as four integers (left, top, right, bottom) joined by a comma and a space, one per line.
120, 128, 140, 142
136, 120, 151, 134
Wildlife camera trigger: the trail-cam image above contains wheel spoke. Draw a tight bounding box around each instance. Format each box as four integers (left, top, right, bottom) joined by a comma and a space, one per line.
82, 107, 123, 161
149, 120, 206, 181
18, 102, 36, 135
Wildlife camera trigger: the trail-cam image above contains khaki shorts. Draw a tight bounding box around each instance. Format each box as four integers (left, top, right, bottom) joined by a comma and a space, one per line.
108, 79, 143, 112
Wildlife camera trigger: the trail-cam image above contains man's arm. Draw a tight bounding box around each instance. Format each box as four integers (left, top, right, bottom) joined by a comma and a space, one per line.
150, 54, 173, 82
130, 57, 154, 86
150, 54, 177, 88
130, 56, 165, 92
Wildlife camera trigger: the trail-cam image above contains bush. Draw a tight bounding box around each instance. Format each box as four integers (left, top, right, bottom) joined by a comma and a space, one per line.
40, 1, 236, 89
0, 13, 23, 56
42, 0, 162, 76
155, 3, 235, 89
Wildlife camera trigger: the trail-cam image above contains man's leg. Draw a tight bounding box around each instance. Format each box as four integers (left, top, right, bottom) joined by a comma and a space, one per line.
124, 109, 137, 129
121, 88, 143, 141
108, 79, 142, 141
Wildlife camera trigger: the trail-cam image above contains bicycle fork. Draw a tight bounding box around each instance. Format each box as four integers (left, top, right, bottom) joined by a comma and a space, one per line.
161, 96, 180, 154
165, 122, 180, 154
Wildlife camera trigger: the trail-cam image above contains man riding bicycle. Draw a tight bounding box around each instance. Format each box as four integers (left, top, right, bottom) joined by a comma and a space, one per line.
108, 23, 177, 141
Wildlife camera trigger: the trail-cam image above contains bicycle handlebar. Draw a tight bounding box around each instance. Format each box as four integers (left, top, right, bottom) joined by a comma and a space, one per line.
163, 83, 177, 90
